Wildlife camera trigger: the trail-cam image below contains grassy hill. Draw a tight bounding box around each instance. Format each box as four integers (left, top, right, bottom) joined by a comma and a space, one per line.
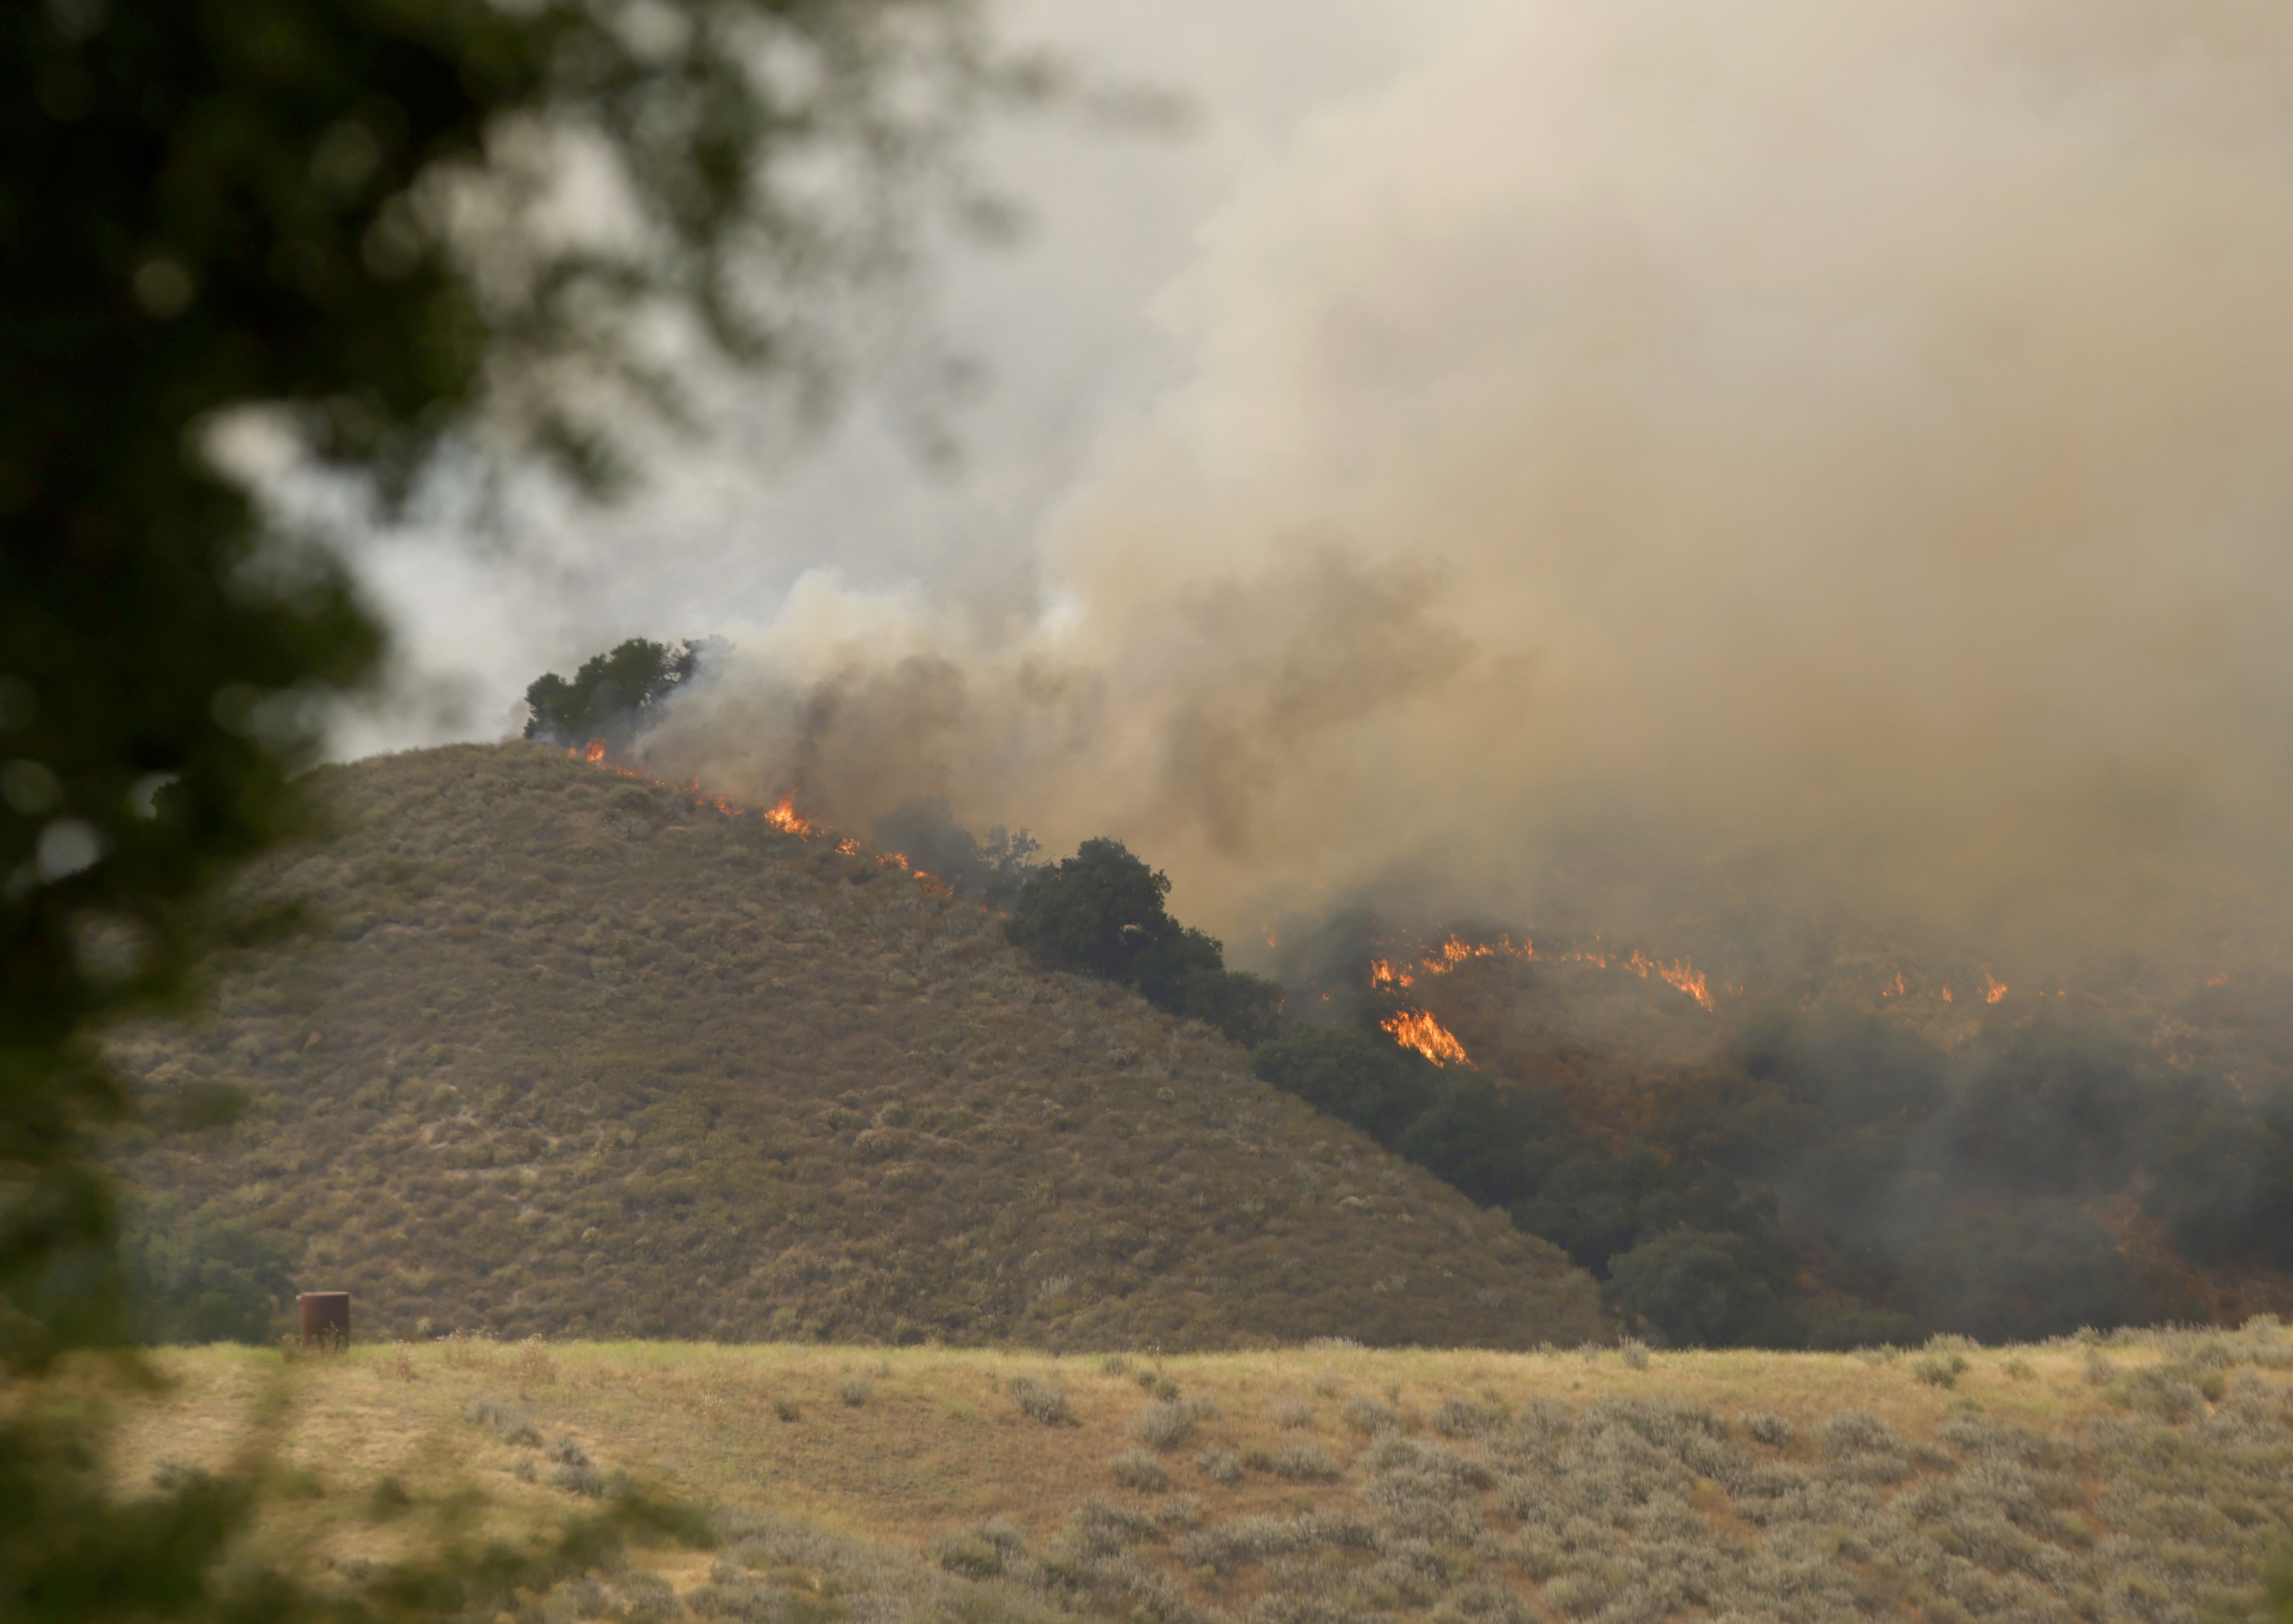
86, 1327, 2293, 1624
106, 742, 1604, 1350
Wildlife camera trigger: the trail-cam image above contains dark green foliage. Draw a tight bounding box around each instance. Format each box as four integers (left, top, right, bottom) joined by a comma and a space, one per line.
1006, 838, 1284, 1044
1603, 1226, 1791, 1348
1249, 1028, 1436, 1142
1252, 1023, 1784, 1301
121, 1203, 297, 1346
1007, 838, 1198, 986
525, 640, 700, 752
1892, 1203, 2132, 1344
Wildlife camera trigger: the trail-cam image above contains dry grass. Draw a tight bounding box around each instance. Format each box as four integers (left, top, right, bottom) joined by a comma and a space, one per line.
106, 742, 1603, 1353
60, 1323, 2293, 1623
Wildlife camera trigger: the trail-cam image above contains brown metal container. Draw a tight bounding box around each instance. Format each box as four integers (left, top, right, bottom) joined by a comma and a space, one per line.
298, 1291, 351, 1347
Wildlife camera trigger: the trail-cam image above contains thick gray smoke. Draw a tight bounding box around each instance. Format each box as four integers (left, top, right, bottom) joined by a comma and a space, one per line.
643, 0, 2293, 980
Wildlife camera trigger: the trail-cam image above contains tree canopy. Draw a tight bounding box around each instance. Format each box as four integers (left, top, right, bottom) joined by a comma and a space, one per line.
1004, 838, 1283, 1045
524, 637, 700, 751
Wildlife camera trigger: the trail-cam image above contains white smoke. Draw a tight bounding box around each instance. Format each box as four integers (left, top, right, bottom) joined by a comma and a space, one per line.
637, 0, 2293, 974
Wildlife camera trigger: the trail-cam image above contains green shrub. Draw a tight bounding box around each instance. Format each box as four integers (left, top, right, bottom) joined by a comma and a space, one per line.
837, 1374, 873, 1407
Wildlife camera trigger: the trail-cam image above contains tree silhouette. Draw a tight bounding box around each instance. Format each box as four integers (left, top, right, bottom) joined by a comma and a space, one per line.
524, 638, 700, 752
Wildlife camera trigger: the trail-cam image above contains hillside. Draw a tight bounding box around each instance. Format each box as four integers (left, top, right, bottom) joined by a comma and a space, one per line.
88, 1327, 2293, 1624
106, 743, 1605, 1350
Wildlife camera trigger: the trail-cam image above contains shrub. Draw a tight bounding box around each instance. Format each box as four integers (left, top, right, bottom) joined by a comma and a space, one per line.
1822, 1409, 1910, 1481
1342, 1397, 1401, 1436
1009, 1375, 1074, 1426
772, 1393, 801, 1423
1619, 1338, 1651, 1371
1130, 1397, 1210, 1448
1110, 1450, 1170, 1492
837, 1373, 873, 1407
549, 1462, 605, 1497
1311, 1369, 1345, 1398
1912, 1350, 1969, 1388
513, 1334, 557, 1391
463, 1395, 540, 1446
1271, 1443, 1341, 1482
933, 1519, 1027, 1579
1427, 1395, 1504, 1438
1196, 1448, 1242, 1484
1739, 1410, 1795, 1447
1274, 1397, 1315, 1430
544, 1435, 589, 1466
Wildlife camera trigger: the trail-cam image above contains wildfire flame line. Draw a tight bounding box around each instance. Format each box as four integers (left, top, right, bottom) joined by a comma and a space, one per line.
567, 739, 950, 892
1390, 931, 1719, 1012
1382, 1008, 1471, 1067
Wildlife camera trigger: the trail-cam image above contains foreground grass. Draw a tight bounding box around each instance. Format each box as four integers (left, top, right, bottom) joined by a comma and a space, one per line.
62, 1324, 2293, 1624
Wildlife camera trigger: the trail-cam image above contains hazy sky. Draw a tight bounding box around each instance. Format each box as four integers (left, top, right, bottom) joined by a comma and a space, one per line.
329, 0, 1425, 754
329, 1, 2293, 978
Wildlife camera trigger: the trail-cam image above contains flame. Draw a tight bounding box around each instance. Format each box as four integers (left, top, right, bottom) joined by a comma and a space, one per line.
1382, 1009, 1471, 1067
1375, 930, 1719, 1011
762, 795, 812, 835
1981, 968, 2008, 1004
1882, 971, 1907, 998
584, 739, 607, 764
1369, 958, 1417, 990
1657, 959, 1716, 1011
835, 837, 859, 855
1942, 987, 1955, 1003
2206, 972, 2231, 988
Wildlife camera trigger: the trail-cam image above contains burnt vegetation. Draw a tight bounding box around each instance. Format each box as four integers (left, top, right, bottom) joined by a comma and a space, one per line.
1256, 919, 2293, 1350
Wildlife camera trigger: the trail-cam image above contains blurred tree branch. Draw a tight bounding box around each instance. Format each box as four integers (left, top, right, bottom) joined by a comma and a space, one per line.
2, 0, 1041, 1613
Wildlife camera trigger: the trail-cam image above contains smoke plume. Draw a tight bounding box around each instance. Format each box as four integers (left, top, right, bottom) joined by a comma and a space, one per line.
645, 0, 2293, 981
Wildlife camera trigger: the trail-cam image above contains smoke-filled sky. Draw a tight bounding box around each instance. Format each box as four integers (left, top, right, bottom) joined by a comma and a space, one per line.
334, 0, 2293, 979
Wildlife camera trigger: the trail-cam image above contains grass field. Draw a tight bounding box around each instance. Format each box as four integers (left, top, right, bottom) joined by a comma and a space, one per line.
66, 1323, 2293, 1624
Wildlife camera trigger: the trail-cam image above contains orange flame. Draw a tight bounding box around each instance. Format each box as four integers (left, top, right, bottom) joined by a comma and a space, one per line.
2206, 972, 2231, 988
1882, 971, 1907, 999
1982, 969, 2007, 1004
584, 739, 607, 765
1657, 959, 1716, 1011
1379, 931, 1717, 1010
762, 796, 812, 836
1941, 988, 1955, 1003
1382, 1009, 1471, 1067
